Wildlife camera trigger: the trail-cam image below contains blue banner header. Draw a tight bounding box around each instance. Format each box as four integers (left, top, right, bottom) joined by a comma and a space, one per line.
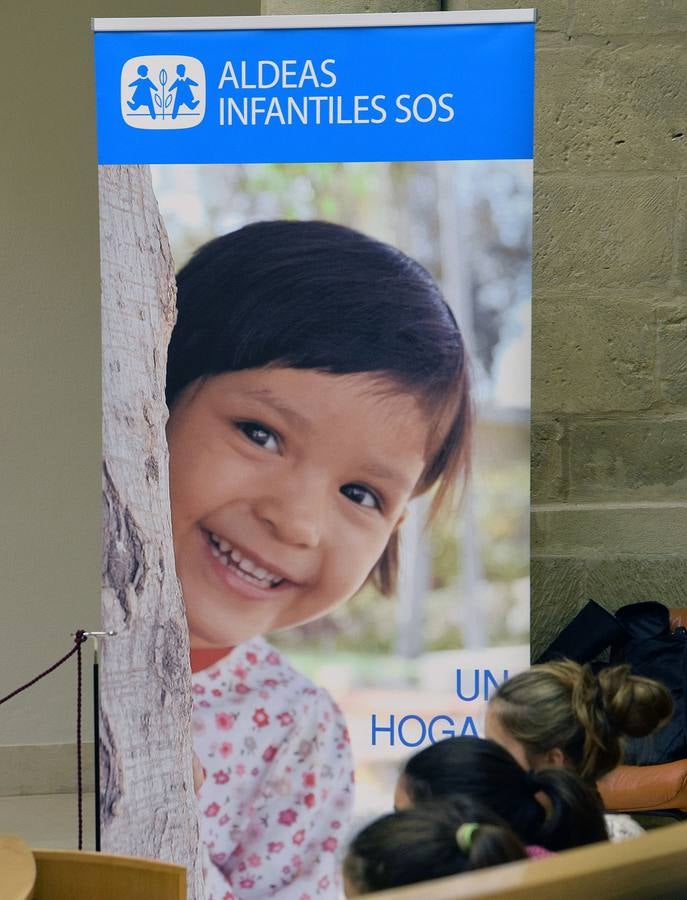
94, 22, 534, 164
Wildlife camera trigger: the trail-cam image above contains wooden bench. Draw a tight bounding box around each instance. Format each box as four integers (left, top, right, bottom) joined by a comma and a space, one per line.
360, 819, 687, 900
31, 848, 186, 900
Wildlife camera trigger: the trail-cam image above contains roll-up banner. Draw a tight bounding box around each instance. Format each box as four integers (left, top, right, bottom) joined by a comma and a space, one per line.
94, 10, 535, 898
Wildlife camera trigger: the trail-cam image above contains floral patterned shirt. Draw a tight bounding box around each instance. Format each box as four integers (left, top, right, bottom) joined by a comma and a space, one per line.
192, 637, 354, 900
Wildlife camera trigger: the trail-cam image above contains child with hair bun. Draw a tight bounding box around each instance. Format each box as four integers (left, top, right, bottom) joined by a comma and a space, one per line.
343, 797, 527, 896
395, 736, 608, 852
485, 660, 673, 841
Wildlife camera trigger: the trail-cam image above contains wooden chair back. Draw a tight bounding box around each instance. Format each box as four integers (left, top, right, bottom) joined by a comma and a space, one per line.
31, 848, 186, 900
0, 834, 36, 900
359, 820, 687, 900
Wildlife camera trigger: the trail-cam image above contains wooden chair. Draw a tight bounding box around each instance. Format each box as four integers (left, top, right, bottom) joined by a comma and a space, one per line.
31, 848, 186, 900
0, 834, 36, 900
359, 819, 687, 900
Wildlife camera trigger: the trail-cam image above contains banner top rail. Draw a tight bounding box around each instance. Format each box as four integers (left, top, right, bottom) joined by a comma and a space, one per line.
92, 10, 537, 32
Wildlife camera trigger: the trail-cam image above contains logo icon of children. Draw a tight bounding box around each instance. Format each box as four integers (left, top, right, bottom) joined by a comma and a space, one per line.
126, 64, 159, 119
169, 64, 200, 120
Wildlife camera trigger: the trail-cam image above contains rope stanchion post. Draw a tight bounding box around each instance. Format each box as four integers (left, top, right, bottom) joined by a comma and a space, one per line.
78, 630, 116, 853
0, 627, 116, 852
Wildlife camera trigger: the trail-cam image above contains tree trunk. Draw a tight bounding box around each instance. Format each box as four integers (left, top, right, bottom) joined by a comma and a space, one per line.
99, 164, 202, 899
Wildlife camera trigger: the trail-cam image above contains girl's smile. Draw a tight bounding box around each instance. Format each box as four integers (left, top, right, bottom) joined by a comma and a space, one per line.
166, 367, 429, 648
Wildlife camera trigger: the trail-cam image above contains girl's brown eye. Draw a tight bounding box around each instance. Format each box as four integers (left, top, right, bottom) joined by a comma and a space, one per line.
341, 483, 381, 510
236, 421, 279, 452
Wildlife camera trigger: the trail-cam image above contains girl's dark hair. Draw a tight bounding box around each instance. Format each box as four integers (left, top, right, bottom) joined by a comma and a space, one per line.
400, 737, 608, 852
166, 220, 472, 594
343, 796, 526, 896
491, 660, 674, 782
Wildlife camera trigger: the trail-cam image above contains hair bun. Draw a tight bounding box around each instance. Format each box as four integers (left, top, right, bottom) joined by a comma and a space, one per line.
597, 665, 673, 738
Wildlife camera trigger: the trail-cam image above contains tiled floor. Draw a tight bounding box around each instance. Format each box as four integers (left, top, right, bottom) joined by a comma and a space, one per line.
0, 792, 95, 850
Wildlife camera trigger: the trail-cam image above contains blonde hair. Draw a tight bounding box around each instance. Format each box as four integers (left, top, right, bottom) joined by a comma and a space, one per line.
491, 660, 673, 782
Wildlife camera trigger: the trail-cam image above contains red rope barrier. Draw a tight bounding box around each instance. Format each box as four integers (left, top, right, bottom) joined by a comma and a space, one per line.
0, 630, 88, 849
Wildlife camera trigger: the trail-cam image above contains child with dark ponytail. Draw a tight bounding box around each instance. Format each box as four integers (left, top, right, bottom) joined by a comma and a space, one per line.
395, 736, 608, 852
343, 796, 527, 896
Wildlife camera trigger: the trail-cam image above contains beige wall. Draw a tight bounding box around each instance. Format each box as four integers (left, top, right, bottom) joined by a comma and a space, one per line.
0, 0, 258, 773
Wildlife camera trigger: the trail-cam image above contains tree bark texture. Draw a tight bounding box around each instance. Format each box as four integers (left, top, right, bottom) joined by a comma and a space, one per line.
99, 165, 203, 898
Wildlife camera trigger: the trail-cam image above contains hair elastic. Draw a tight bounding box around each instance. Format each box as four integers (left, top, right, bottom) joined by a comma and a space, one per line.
456, 822, 479, 852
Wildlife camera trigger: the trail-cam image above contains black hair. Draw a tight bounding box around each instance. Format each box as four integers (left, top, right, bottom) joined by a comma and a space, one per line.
166, 220, 472, 594
400, 736, 608, 852
343, 796, 526, 896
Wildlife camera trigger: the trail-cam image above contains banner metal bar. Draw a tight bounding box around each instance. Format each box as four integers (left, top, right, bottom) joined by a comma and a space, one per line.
93, 9, 537, 33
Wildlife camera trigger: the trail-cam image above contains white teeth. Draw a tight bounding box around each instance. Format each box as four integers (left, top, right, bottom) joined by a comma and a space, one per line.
208, 532, 283, 586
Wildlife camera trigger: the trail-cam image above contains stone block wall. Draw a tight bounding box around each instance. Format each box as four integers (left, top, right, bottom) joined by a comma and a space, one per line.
529, 1, 685, 657
262, 0, 686, 658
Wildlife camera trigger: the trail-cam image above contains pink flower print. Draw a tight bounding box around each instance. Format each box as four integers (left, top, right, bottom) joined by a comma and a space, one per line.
192, 684, 205, 694
331, 820, 341, 830
264, 678, 278, 688
291, 855, 302, 869
282, 866, 291, 875
300, 894, 311, 900
211, 688, 222, 697
238, 861, 246, 872
262, 745, 278, 763
304, 793, 315, 808
199, 700, 210, 708
236, 763, 246, 776
321, 837, 338, 853
318, 876, 330, 891
219, 814, 229, 826
251, 767, 259, 776
233, 665, 248, 679
219, 742, 233, 758
210, 852, 227, 865
208, 668, 221, 679
213, 770, 229, 785
267, 841, 284, 854
296, 740, 312, 760
277, 712, 294, 727
248, 853, 261, 867
266, 651, 280, 665
278, 808, 298, 826
215, 712, 235, 731
204, 802, 220, 817
252, 708, 270, 728
239, 878, 255, 889
259, 690, 270, 700
292, 829, 305, 846
235, 683, 250, 695
302, 773, 316, 788
223, 893, 233, 900
246, 651, 258, 665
